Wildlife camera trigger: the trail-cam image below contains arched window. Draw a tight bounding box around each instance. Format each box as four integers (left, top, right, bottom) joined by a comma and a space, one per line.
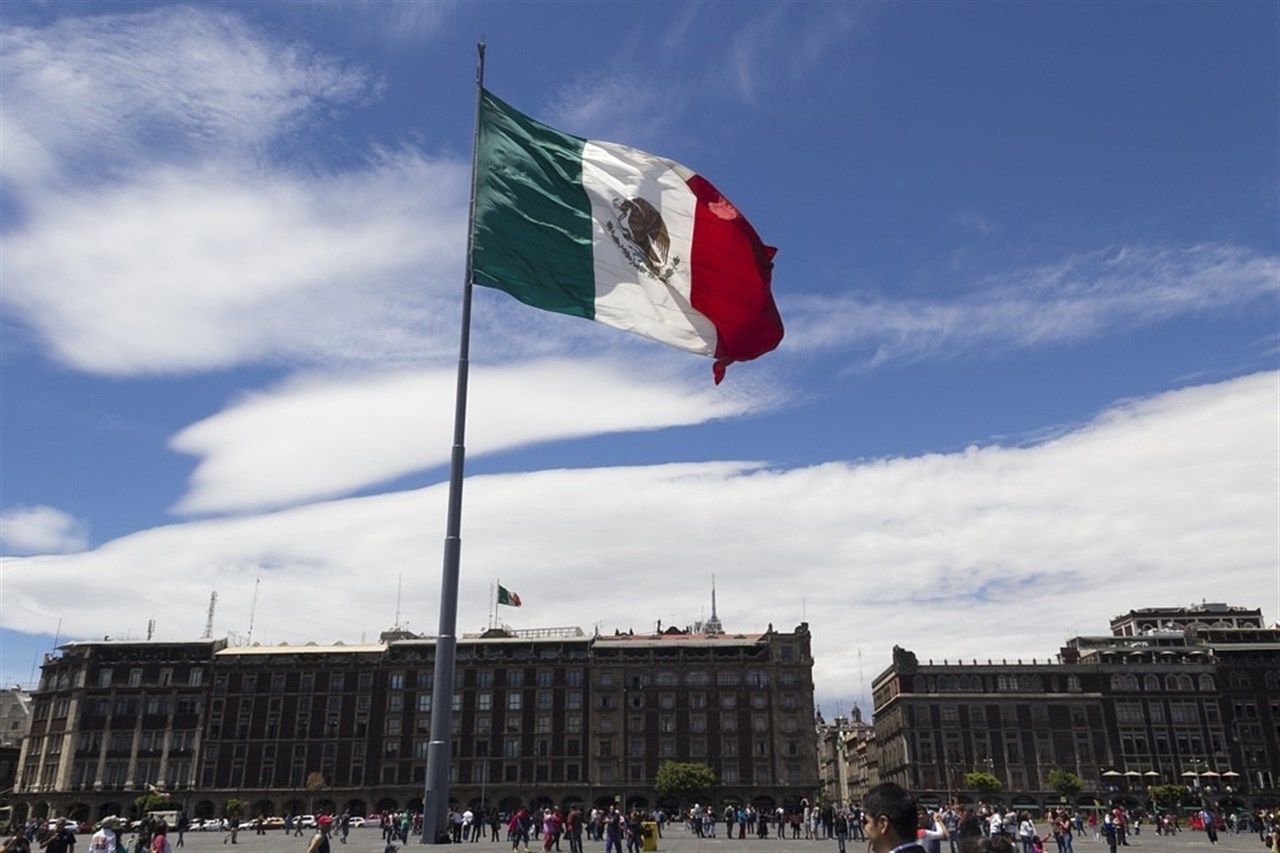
1197, 674, 1215, 692
1110, 674, 1126, 691
1178, 674, 1194, 691
1144, 674, 1160, 691
1165, 674, 1180, 691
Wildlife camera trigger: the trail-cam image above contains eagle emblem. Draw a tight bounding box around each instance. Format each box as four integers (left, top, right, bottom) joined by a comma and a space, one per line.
605, 196, 681, 283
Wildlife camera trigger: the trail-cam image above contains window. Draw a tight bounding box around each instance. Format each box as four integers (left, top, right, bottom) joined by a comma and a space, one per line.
717, 671, 741, 686
506, 692, 522, 711
507, 670, 524, 687
476, 692, 491, 711
537, 691, 554, 710
1115, 702, 1143, 725
566, 691, 582, 710
418, 694, 432, 713
129, 669, 143, 687
389, 672, 404, 690
537, 670, 554, 687
330, 673, 344, 691
721, 694, 737, 709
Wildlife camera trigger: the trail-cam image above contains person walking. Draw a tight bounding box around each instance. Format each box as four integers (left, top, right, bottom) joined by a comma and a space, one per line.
305, 817, 332, 853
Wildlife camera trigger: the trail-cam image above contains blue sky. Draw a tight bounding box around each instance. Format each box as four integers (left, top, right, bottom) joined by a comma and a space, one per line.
1, 1, 1276, 716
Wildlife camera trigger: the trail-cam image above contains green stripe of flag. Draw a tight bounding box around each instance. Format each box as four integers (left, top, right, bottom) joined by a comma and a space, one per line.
473, 89, 597, 319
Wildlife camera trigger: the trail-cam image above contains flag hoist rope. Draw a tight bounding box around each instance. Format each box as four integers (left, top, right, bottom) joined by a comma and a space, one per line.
421, 40, 486, 845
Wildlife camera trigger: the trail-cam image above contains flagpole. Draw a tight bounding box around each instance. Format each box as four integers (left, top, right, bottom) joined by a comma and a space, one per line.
421, 40, 485, 845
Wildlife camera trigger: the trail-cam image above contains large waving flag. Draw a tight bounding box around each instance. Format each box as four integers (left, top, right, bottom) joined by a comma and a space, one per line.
471, 89, 783, 383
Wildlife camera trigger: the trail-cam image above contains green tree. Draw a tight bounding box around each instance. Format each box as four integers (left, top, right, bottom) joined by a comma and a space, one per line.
223, 799, 244, 819
963, 772, 1003, 801
133, 791, 173, 817
1046, 769, 1084, 798
1148, 784, 1189, 811
653, 761, 716, 807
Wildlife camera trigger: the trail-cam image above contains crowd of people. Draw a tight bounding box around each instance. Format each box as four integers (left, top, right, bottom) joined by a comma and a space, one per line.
5, 794, 1280, 853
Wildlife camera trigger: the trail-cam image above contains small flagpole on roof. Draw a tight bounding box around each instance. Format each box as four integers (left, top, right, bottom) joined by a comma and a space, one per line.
421, 40, 486, 845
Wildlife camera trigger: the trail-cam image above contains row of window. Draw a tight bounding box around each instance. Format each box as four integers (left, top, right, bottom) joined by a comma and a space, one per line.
1110, 673, 1215, 692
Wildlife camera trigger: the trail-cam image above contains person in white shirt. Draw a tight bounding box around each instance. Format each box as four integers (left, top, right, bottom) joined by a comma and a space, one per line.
89, 819, 118, 853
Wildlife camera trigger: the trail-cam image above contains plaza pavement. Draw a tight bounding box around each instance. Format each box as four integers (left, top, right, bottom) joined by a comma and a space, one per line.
152, 823, 1269, 853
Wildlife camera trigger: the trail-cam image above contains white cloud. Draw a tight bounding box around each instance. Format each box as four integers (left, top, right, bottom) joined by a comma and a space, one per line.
788, 244, 1280, 364
0, 6, 375, 190
169, 359, 766, 515
3, 155, 468, 375
0, 505, 88, 554
2, 372, 1274, 712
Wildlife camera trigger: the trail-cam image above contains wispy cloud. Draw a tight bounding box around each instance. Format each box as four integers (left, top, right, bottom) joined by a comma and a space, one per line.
4, 155, 468, 375
787, 244, 1280, 365
0, 6, 463, 377
300, 1, 454, 47
2, 372, 1274, 710
169, 360, 765, 516
0, 506, 88, 555
0, 6, 377, 191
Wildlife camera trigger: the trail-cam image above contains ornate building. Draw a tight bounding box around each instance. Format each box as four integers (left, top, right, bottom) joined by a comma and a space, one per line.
13, 621, 818, 823
871, 603, 1279, 813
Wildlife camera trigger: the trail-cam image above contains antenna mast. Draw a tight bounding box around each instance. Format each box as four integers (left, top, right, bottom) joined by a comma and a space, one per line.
395, 573, 403, 629
247, 578, 260, 644
203, 591, 218, 639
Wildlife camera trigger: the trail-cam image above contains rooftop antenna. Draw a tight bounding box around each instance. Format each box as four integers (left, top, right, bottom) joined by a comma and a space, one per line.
395, 573, 404, 629
858, 647, 866, 707
146, 618, 155, 641
704, 574, 723, 636
52, 618, 62, 650
203, 591, 218, 639
247, 578, 260, 644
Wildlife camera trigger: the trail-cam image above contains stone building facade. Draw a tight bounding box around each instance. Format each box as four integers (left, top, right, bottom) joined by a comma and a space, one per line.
13, 622, 818, 823
870, 603, 1279, 812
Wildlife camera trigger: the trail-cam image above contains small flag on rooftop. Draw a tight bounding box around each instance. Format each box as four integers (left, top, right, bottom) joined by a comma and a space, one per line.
496, 584, 522, 608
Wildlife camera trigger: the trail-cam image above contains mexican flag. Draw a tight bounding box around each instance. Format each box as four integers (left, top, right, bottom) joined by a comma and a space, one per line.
497, 584, 521, 607
472, 89, 783, 384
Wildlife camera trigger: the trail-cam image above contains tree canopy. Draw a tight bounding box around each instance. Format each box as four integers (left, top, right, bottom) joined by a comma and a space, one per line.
963, 771, 1003, 798
1047, 769, 1084, 797
653, 761, 716, 805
